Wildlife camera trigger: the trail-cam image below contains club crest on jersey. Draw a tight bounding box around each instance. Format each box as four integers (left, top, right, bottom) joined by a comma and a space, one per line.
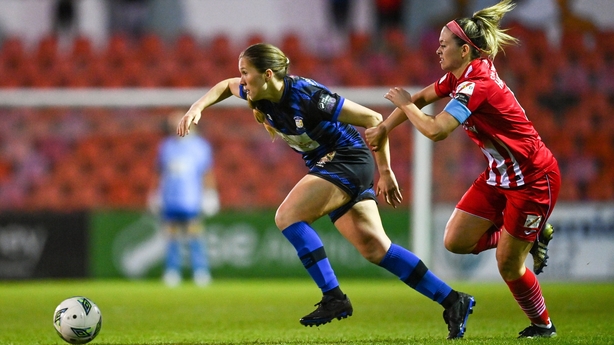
523, 215, 542, 229
318, 94, 336, 113
294, 116, 304, 129
316, 151, 336, 167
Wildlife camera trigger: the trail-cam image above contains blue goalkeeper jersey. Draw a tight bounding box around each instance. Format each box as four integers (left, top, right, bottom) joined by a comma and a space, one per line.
158, 135, 213, 215
239, 75, 366, 168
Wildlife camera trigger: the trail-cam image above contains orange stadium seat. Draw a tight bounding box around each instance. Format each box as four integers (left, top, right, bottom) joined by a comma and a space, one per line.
0, 68, 25, 87
208, 34, 236, 67
558, 178, 581, 200
280, 33, 305, 65
139, 33, 165, 55
104, 33, 134, 71
0, 37, 26, 84
28, 184, 63, 211
34, 35, 59, 68
244, 33, 266, 48
70, 35, 95, 69
65, 69, 94, 87
586, 173, 614, 200
584, 130, 614, 162
348, 31, 371, 60
173, 33, 200, 67
560, 30, 593, 62
97, 63, 128, 87
69, 182, 102, 210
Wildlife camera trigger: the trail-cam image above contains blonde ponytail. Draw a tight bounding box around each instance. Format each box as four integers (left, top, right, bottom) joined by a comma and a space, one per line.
453, 0, 519, 59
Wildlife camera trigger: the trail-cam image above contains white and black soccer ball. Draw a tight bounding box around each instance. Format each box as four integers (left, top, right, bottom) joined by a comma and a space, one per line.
53, 297, 102, 344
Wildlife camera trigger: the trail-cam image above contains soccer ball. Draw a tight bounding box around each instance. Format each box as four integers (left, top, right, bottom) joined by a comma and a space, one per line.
53, 297, 102, 344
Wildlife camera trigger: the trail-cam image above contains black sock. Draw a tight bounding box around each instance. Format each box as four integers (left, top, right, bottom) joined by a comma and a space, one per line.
441, 290, 460, 309
323, 286, 345, 299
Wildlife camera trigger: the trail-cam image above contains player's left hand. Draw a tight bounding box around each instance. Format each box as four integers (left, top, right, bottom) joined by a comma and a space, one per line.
376, 170, 403, 208
177, 109, 201, 137
384, 87, 413, 108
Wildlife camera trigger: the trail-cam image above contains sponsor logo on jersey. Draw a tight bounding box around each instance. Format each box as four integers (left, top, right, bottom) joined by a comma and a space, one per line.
524, 229, 537, 236
524, 214, 542, 229
279, 133, 320, 151
315, 151, 336, 167
462, 123, 478, 133
294, 116, 304, 129
455, 93, 470, 106
318, 94, 336, 113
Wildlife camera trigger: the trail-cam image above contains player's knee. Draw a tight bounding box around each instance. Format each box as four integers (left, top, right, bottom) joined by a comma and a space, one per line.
443, 236, 469, 254
274, 214, 287, 230
361, 248, 383, 264
274, 208, 299, 230
496, 257, 525, 281
355, 239, 388, 264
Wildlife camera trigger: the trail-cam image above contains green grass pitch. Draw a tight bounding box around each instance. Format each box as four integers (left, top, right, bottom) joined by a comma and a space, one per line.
0, 279, 612, 344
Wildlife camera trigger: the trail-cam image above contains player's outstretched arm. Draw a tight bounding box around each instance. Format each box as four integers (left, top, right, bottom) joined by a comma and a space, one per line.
177, 78, 241, 136
384, 85, 459, 142
365, 83, 440, 151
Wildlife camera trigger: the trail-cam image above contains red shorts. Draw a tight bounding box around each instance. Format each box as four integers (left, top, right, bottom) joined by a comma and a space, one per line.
456, 167, 561, 242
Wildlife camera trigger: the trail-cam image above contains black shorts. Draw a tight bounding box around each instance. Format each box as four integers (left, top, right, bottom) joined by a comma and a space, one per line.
308, 146, 377, 223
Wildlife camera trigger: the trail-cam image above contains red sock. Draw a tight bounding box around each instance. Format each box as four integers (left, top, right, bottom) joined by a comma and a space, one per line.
471, 226, 501, 254
505, 269, 550, 326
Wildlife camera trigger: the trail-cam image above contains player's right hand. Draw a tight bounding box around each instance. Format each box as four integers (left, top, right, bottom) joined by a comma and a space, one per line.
365, 123, 387, 151
376, 169, 403, 208
177, 109, 201, 137
384, 87, 413, 108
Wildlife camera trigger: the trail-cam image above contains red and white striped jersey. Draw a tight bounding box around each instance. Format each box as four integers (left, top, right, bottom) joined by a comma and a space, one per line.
434, 58, 557, 188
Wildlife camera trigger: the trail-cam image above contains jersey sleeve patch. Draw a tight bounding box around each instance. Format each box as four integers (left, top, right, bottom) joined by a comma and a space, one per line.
444, 98, 471, 124
313, 90, 344, 121
317, 93, 338, 113
454, 81, 475, 107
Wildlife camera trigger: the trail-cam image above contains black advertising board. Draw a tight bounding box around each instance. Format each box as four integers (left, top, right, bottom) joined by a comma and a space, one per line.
0, 212, 88, 279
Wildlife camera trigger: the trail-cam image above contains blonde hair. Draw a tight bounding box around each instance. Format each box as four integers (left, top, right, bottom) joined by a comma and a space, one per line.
239, 43, 290, 140
452, 0, 519, 59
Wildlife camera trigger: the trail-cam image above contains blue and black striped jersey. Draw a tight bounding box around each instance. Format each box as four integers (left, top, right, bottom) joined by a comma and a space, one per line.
240, 75, 367, 168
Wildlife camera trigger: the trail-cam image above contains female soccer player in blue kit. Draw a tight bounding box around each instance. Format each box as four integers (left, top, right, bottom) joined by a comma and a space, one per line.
152, 111, 219, 287
177, 43, 475, 339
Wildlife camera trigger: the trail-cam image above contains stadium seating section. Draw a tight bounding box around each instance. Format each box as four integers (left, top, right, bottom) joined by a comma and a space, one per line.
0, 23, 613, 211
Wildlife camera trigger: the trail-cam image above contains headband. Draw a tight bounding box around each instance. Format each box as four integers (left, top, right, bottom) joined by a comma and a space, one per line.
446, 20, 481, 52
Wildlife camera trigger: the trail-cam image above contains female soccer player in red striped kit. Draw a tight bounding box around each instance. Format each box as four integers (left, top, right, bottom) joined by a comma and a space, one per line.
366, 0, 560, 338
